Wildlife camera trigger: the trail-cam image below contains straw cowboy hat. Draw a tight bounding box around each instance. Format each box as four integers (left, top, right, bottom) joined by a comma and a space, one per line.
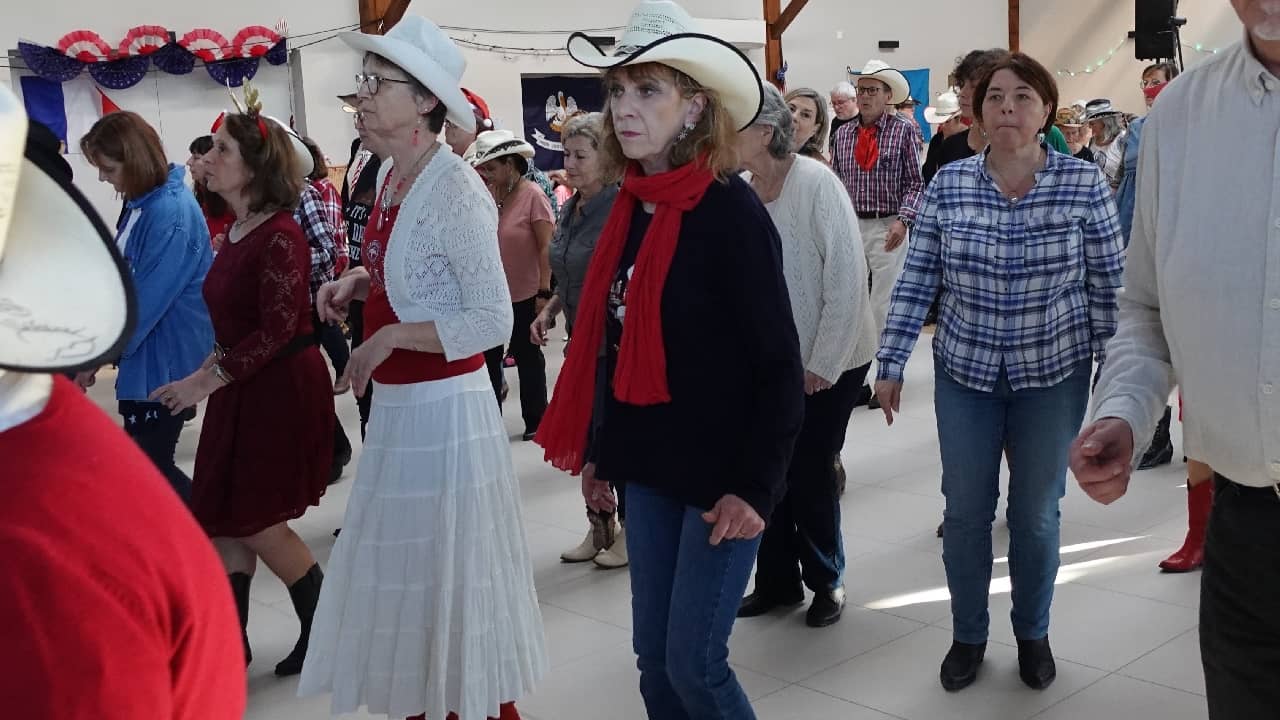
1054, 106, 1086, 128
924, 90, 961, 124
853, 60, 912, 105
265, 115, 315, 177
337, 92, 359, 113
340, 15, 476, 133
566, 0, 763, 130
0, 84, 134, 372
467, 129, 535, 167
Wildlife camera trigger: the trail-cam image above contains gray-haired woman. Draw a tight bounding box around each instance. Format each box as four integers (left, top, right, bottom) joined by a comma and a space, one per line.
784, 87, 830, 164
529, 112, 629, 569
734, 83, 877, 628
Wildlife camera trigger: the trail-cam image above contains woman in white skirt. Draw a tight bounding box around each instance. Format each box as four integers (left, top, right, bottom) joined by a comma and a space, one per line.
299, 16, 546, 720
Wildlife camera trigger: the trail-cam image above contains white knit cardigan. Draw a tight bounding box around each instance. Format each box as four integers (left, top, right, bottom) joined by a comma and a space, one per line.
377, 146, 514, 362
764, 156, 878, 383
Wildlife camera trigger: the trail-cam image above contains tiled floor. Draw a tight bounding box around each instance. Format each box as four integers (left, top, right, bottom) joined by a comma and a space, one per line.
87, 339, 1209, 719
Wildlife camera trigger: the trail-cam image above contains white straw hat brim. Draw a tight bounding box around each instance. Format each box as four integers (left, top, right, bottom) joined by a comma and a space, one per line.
340, 30, 476, 134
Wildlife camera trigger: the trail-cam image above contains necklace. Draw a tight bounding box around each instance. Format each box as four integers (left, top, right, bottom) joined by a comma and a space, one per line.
495, 178, 519, 212
378, 143, 439, 230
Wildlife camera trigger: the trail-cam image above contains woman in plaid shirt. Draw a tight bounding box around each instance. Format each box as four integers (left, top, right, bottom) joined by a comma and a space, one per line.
873, 54, 1124, 693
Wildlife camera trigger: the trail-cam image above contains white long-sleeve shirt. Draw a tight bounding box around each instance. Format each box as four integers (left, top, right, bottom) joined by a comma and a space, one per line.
1092, 37, 1280, 488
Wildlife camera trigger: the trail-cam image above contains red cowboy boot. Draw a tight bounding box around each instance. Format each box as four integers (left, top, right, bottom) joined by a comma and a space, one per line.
409, 703, 519, 720
1158, 480, 1213, 572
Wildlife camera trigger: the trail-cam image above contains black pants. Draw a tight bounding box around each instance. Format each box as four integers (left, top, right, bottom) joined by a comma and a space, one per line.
348, 300, 373, 439
484, 297, 547, 433
754, 363, 871, 596
120, 400, 193, 504
318, 312, 354, 459
1200, 474, 1280, 719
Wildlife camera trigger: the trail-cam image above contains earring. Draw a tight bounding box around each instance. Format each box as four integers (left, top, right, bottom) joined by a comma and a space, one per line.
412, 125, 421, 147
675, 121, 696, 143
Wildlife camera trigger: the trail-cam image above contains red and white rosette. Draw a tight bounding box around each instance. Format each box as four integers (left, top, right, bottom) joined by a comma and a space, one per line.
118, 25, 170, 57
178, 28, 230, 63
56, 30, 112, 62
232, 25, 283, 59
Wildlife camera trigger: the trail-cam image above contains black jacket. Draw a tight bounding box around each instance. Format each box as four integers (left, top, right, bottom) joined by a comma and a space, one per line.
593, 174, 805, 522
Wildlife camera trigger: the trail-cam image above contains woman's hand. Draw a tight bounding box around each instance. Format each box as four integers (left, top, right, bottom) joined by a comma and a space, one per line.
530, 308, 556, 346
874, 379, 903, 426
317, 275, 357, 324
581, 463, 616, 513
150, 369, 222, 414
340, 326, 394, 399
804, 371, 832, 395
701, 494, 765, 546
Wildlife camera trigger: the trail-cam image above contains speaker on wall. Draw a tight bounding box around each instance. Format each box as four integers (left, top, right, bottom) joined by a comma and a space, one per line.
1135, 0, 1179, 60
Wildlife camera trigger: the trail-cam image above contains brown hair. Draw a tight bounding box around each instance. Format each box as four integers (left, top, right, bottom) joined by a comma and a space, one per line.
79, 112, 169, 199
1142, 61, 1180, 83
784, 87, 830, 162
301, 136, 328, 181
221, 113, 303, 213
600, 63, 739, 180
973, 52, 1059, 135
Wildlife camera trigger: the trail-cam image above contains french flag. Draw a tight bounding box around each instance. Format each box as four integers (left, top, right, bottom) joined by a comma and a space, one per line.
20, 75, 121, 149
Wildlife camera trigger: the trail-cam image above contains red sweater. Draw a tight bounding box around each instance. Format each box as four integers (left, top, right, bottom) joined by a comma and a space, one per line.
0, 377, 246, 719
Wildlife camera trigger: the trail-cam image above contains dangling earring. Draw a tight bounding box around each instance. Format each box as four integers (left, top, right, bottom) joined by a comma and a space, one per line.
412, 124, 421, 147
675, 121, 695, 143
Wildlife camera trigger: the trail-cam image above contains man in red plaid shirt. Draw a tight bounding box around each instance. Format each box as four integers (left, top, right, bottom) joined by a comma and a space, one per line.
832, 60, 924, 408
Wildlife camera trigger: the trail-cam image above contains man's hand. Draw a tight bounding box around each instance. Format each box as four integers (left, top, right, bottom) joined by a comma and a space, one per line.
885, 219, 909, 252
873, 379, 903, 425
1070, 418, 1136, 505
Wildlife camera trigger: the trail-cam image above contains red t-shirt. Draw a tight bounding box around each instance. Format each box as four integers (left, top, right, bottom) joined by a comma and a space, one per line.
362, 202, 484, 384
0, 377, 246, 719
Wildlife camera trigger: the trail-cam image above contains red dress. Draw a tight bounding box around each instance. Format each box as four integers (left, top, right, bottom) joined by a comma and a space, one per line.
0, 378, 246, 719
191, 211, 334, 537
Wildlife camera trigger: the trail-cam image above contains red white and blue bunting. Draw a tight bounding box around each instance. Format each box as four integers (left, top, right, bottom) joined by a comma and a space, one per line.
19, 25, 288, 89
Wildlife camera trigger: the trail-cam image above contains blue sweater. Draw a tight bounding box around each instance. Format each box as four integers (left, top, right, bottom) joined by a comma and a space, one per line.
115, 165, 214, 401
1115, 117, 1144, 246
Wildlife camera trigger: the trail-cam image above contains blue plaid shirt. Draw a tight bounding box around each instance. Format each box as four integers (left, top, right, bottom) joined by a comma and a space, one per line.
876, 146, 1125, 392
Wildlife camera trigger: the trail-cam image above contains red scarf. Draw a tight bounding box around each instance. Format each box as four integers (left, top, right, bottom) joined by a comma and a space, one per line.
536, 158, 714, 474
855, 124, 880, 171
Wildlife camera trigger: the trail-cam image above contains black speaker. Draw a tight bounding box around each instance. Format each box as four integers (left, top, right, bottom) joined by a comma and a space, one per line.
1135, 0, 1179, 60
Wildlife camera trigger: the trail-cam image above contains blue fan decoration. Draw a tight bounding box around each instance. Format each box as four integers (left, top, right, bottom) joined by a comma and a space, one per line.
88, 55, 151, 89
19, 41, 85, 82
206, 57, 260, 87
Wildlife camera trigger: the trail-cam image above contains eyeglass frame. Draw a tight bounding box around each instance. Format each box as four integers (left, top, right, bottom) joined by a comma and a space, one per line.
355, 73, 414, 96
854, 84, 887, 97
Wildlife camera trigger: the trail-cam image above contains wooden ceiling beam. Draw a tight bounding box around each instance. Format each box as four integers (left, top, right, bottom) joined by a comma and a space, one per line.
1008, 0, 1020, 52
357, 0, 411, 35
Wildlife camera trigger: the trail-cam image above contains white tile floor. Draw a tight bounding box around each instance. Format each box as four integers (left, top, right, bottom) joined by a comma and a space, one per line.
87, 337, 1209, 719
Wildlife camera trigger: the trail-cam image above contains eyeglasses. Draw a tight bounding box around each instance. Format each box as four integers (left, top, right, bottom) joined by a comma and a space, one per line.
355, 73, 413, 95
854, 86, 884, 96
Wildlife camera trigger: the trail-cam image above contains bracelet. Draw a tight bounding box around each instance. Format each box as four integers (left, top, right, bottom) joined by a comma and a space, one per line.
213, 343, 226, 361
211, 363, 234, 385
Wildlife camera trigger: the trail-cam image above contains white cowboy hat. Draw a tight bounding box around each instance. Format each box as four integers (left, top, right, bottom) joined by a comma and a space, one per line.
340, 15, 475, 133
264, 115, 315, 177
924, 90, 961, 124
566, 0, 763, 130
0, 84, 134, 372
852, 60, 911, 105
467, 129, 536, 167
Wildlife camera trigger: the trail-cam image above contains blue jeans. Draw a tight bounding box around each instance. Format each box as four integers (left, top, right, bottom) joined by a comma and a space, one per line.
934, 359, 1090, 644
627, 483, 759, 720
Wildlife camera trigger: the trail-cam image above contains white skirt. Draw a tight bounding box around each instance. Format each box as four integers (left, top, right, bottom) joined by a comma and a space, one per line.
298, 367, 547, 719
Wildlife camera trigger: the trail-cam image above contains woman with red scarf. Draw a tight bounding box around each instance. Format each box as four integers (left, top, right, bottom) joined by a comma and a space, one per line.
540, 2, 804, 718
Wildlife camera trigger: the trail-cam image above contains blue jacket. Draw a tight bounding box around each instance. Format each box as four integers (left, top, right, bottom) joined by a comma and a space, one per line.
1115, 117, 1144, 246
115, 165, 214, 401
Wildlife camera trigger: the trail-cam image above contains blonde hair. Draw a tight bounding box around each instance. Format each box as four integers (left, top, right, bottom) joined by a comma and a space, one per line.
561, 111, 621, 185
600, 63, 739, 180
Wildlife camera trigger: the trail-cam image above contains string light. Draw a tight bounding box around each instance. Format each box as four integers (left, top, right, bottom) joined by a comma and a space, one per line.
1053, 37, 1226, 78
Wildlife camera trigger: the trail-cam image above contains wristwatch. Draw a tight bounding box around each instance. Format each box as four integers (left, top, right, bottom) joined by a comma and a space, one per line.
897, 215, 914, 229
536, 289, 553, 300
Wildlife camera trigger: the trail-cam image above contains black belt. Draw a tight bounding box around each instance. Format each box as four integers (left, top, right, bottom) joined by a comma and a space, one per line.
1214, 474, 1280, 501
856, 211, 897, 220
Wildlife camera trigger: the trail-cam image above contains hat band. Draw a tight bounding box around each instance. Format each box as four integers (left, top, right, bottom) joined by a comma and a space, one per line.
479, 140, 526, 162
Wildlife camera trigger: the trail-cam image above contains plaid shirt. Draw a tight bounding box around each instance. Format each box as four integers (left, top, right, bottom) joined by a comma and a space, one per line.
295, 183, 338, 304
875, 148, 1125, 392
310, 178, 347, 274
832, 111, 925, 222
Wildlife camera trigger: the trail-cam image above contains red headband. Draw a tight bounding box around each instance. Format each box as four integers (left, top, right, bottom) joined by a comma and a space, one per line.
211, 111, 268, 141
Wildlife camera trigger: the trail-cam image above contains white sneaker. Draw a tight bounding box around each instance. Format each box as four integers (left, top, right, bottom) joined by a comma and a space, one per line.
593, 523, 628, 569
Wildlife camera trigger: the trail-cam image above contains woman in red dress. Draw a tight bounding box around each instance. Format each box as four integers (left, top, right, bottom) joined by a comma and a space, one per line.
153, 102, 334, 678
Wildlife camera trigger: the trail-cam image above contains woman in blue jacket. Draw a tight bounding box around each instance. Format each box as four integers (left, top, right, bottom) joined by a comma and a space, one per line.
80, 112, 214, 503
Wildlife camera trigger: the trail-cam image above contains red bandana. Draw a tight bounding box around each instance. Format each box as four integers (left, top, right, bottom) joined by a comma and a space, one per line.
535, 158, 715, 474
855, 123, 880, 171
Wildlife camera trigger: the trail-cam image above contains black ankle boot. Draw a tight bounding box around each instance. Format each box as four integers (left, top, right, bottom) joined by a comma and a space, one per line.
274, 563, 323, 676
737, 589, 804, 618
229, 573, 253, 666
1138, 406, 1174, 470
940, 640, 986, 691
1016, 637, 1056, 689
